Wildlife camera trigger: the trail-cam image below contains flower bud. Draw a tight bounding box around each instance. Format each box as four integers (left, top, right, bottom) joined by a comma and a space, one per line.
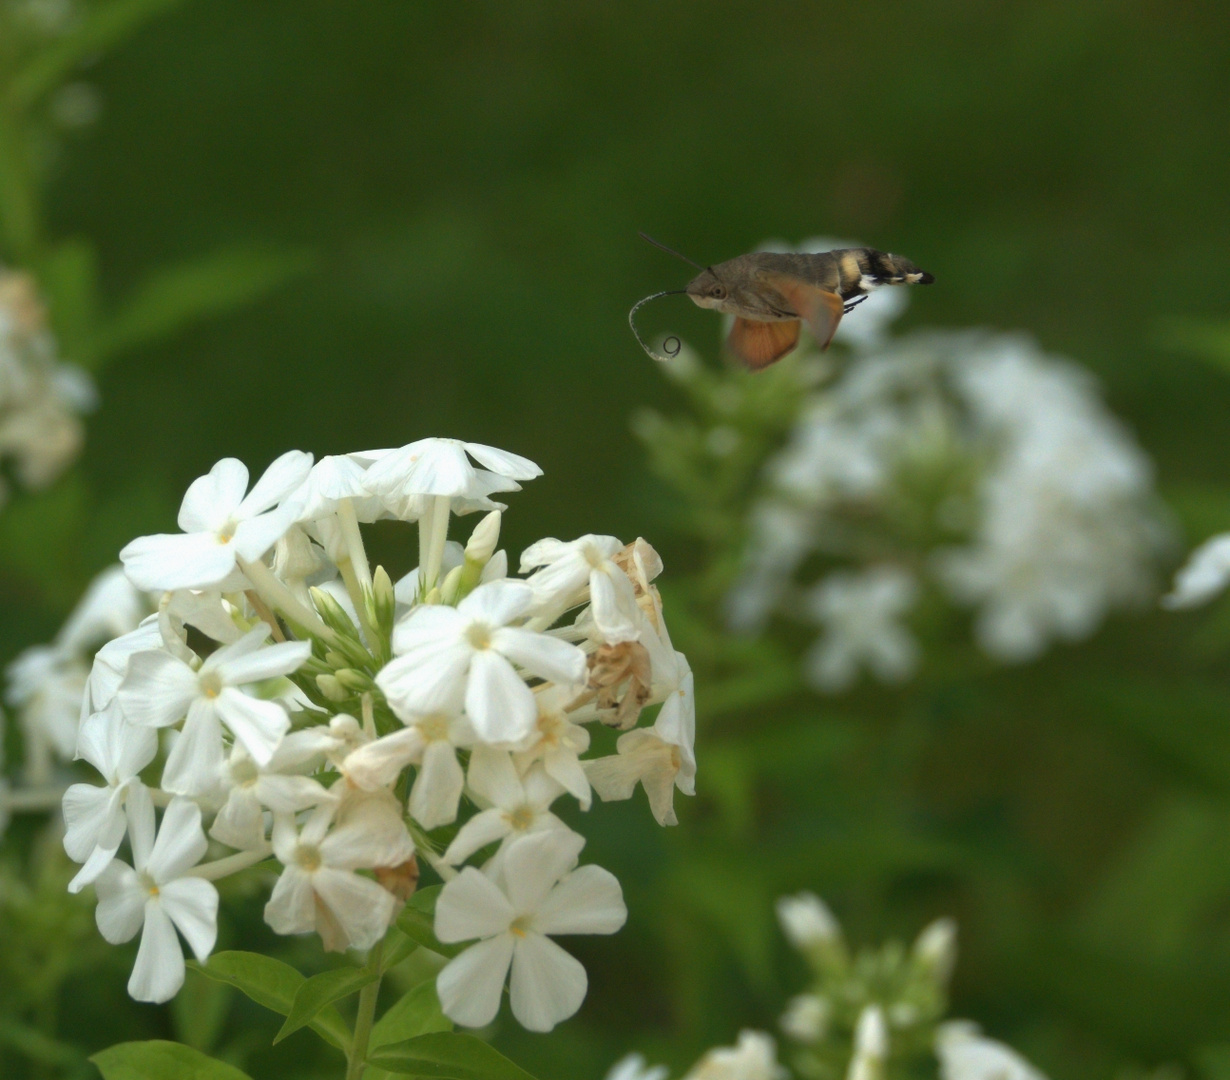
439, 564, 464, 605
372, 565, 395, 626
847, 1005, 887, 1080
316, 673, 348, 702
334, 668, 370, 692
776, 891, 841, 951
912, 917, 957, 987
464, 511, 501, 565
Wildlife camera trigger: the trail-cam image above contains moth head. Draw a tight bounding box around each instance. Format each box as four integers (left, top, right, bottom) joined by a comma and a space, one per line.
686, 268, 729, 309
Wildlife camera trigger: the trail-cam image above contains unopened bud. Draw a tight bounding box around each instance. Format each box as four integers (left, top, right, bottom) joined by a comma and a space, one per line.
334, 668, 369, 692
776, 891, 841, 951
439, 564, 464, 605
464, 511, 501, 565
372, 565, 395, 623
316, 674, 347, 702
310, 586, 357, 639
912, 917, 957, 987
847, 1006, 888, 1080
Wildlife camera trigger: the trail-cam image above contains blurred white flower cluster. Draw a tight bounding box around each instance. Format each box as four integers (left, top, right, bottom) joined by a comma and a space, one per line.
730, 302, 1168, 691
606, 892, 1045, 1080
3, 437, 695, 1032
0, 270, 96, 506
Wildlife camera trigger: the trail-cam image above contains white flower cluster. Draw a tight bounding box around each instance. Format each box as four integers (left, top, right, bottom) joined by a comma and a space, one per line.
0, 270, 96, 506
731, 326, 1168, 690
24, 437, 694, 1030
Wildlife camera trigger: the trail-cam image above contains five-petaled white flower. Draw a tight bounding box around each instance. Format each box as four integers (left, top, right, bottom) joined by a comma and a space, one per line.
376, 579, 586, 743
434, 829, 626, 1032
520, 534, 641, 643
117, 623, 311, 794
93, 797, 219, 1003
120, 451, 312, 591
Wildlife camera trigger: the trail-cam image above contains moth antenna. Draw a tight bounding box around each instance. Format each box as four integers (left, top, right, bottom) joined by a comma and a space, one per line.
638, 231, 706, 272
628, 289, 689, 363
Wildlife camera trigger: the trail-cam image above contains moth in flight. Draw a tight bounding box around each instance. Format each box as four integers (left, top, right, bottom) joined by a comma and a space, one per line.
630, 234, 934, 369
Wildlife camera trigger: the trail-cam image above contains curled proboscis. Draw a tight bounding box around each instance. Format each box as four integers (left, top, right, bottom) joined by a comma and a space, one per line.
628, 290, 687, 363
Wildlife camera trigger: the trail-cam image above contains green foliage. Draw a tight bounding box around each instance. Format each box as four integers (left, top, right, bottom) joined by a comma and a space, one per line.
395, 886, 466, 960
274, 967, 379, 1045
91, 1040, 252, 1080
368, 1032, 540, 1080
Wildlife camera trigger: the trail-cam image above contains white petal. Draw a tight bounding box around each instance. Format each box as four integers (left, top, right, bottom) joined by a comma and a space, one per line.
492, 627, 586, 686
236, 450, 313, 518
320, 801, 414, 870
436, 934, 515, 1028
466, 747, 524, 809
178, 459, 248, 533
125, 781, 156, 869
534, 865, 626, 936
509, 933, 587, 1032
264, 866, 315, 935
94, 861, 145, 943
1165, 533, 1230, 609
462, 442, 542, 481
435, 866, 516, 943
377, 644, 471, 718
588, 568, 640, 644
210, 788, 266, 851
160, 702, 226, 796
390, 603, 469, 652
312, 867, 396, 950
457, 580, 534, 626
62, 783, 118, 861
254, 773, 332, 813
116, 651, 199, 728
502, 829, 585, 915
443, 808, 513, 865
544, 746, 591, 809
160, 877, 219, 961
214, 690, 290, 766
128, 902, 185, 1003
409, 739, 465, 829
342, 727, 425, 790
69, 840, 123, 893
120, 532, 239, 592
465, 651, 537, 743
232, 501, 303, 562
146, 798, 208, 882
518, 537, 568, 573
217, 638, 311, 686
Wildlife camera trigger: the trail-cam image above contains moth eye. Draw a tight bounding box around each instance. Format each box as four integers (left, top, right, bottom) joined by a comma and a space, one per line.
711, 287, 725, 299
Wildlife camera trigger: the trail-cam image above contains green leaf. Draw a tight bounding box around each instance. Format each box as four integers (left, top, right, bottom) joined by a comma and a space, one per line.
274, 965, 378, 1044
367, 1032, 538, 1079
37, 240, 99, 364
369, 980, 452, 1051
90, 1040, 252, 1080
191, 952, 350, 1054
89, 244, 314, 366
5, 0, 188, 113
395, 886, 465, 959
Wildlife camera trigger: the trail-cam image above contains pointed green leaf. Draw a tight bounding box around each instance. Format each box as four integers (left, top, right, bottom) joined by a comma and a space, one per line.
367, 1032, 539, 1079
395, 886, 464, 959
274, 965, 378, 1044
89, 245, 314, 366
90, 1040, 251, 1080
370, 980, 452, 1051
191, 952, 350, 1053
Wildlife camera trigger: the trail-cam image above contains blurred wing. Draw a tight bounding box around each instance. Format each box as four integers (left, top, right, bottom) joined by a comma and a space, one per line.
760, 273, 844, 351
728, 318, 801, 370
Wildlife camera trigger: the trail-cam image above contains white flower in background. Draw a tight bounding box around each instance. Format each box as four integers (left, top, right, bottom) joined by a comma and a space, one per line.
377, 579, 586, 742
847, 1006, 888, 1080
342, 708, 473, 830
521, 534, 641, 642
265, 798, 414, 952
776, 891, 841, 951
936, 1022, 1047, 1080
605, 1053, 670, 1080
682, 1030, 785, 1080
120, 451, 312, 591
443, 748, 568, 865
63, 708, 157, 891
434, 829, 626, 1032
586, 655, 696, 826
803, 567, 919, 692
1164, 531, 1230, 609
117, 624, 310, 793
93, 797, 219, 1003
780, 993, 830, 1043
56, 564, 147, 655
913, 917, 958, 985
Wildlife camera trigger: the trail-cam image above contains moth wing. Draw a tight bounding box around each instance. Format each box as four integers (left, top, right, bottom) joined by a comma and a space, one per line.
727, 317, 801, 370
760, 273, 844, 351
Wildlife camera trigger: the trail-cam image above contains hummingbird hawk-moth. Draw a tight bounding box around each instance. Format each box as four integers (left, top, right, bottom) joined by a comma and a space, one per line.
630, 233, 934, 370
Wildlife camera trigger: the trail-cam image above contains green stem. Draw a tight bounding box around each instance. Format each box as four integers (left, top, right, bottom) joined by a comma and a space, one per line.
345, 937, 385, 1080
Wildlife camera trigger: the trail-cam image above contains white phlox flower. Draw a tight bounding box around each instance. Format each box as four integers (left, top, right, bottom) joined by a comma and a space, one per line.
120, 451, 312, 591
586, 653, 695, 826
521, 534, 641, 643
682, 1030, 786, 1080
93, 796, 219, 1003
5, 644, 85, 765
342, 709, 473, 830
935, 1022, 1047, 1080
803, 567, 919, 692
210, 734, 336, 851
362, 437, 541, 511
63, 707, 158, 891
776, 891, 842, 951
376, 579, 586, 743
443, 748, 569, 865
117, 623, 311, 794
81, 619, 165, 722
1164, 531, 1230, 609
847, 1006, 888, 1080
264, 797, 414, 953
434, 828, 626, 1032
512, 685, 593, 810
605, 1054, 670, 1080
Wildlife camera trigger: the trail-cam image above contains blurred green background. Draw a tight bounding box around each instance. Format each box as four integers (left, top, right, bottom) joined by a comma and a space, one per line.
5, 2, 1230, 1078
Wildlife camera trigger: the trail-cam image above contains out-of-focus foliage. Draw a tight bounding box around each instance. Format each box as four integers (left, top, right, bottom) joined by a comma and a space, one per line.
3, 3, 1230, 1080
